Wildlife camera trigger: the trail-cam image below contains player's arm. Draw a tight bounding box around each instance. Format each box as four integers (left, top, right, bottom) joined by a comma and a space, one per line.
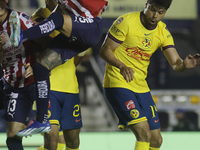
100, 36, 134, 82
163, 47, 200, 72
0, 33, 6, 63
74, 50, 87, 67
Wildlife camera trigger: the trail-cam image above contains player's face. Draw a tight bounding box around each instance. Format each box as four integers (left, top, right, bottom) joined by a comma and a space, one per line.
143, 3, 167, 28
0, 0, 8, 17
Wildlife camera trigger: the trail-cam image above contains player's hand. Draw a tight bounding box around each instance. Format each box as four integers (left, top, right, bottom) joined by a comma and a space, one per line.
24, 63, 33, 78
29, 17, 39, 25
0, 33, 6, 51
119, 64, 134, 82
183, 53, 200, 69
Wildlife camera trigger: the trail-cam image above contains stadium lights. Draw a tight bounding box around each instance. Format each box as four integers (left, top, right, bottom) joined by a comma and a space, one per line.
161, 95, 173, 103
175, 95, 188, 103
190, 95, 200, 104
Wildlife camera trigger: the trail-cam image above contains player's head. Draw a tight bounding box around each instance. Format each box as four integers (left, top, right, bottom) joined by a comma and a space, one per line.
147, 0, 172, 10
143, 0, 172, 28
0, 0, 8, 18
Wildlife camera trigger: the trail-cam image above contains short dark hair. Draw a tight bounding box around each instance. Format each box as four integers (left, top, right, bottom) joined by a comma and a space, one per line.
147, 0, 172, 10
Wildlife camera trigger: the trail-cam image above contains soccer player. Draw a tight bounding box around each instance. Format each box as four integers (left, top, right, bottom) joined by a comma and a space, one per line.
0, 1, 51, 149
29, 6, 85, 150
99, 0, 200, 150
9, 0, 108, 136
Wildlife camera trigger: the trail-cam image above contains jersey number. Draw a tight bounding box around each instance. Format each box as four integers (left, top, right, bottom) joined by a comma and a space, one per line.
73, 104, 80, 117
150, 105, 157, 118
8, 99, 17, 113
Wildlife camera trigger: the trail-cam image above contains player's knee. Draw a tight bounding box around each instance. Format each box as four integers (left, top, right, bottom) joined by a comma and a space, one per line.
64, 130, 80, 148
7, 129, 20, 137
130, 124, 151, 142
151, 135, 163, 148
139, 128, 151, 142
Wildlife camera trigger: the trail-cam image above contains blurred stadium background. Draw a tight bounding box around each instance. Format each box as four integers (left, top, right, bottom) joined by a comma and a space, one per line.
1, 0, 200, 149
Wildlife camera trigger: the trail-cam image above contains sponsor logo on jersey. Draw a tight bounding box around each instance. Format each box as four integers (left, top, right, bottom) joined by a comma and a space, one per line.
76, 118, 82, 122
110, 25, 122, 35
144, 33, 152, 36
126, 47, 153, 61
37, 80, 48, 98
125, 100, 135, 110
48, 100, 51, 108
115, 17, 124, 25
39, 20, 55, 34
130, 109, 140, 118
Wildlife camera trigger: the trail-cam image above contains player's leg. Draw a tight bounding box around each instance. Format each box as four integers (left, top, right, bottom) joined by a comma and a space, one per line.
104, 88, 151, 150
63, 128, 80, 150
2, 81, 35, 148
60, 93, 82, 150
6, 122, 26, 150
57, 132, 66, 150
9, 11, 102, 48
44, 124, 60, 150
33, 48, 62, 124
9, 10, 70, 47
128, 122, 151, 150
43, 90, 62, 150
149, 129, 162, 150
137, 92, 162, 150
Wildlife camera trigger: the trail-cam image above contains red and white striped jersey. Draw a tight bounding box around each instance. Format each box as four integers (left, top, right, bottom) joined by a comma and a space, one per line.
55, 0, 108, 18
1, 9, 35, 88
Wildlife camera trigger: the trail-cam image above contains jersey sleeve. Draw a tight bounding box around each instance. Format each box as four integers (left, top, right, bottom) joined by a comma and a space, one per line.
161, 26, 175, 51
108, 15, 129, 44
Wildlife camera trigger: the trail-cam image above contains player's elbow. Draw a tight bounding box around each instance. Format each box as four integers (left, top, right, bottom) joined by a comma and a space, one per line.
99, 46, 106, 59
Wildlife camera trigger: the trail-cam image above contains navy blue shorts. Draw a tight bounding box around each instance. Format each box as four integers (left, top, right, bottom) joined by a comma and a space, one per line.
48, 15, 103, 63
69, 14, 103, 47
2, 79, 36, 124
104, 88, 160, 130
48, 90, 82, 130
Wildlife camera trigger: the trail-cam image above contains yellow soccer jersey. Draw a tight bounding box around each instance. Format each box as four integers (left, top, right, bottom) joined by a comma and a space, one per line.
103, 11, 175, 93
50, 57, 79, 93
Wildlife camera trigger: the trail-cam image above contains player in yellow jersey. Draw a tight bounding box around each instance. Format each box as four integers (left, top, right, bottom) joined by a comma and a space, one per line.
100, 0, 200, 150
43, 54, 84, 150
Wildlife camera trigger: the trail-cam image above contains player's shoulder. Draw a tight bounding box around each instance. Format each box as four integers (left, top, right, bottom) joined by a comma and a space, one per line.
120, 11, 140, 20
158, 20, 167, 26
114, 11, 140, 27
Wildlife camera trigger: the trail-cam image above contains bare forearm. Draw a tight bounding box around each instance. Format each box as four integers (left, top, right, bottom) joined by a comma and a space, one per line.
100, 48, 125, 69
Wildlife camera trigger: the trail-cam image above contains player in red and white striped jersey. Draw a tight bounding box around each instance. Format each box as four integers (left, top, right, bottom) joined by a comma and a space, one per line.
0, 1, 39, 149
1, 10, 35, 88
55, 0, 107, 18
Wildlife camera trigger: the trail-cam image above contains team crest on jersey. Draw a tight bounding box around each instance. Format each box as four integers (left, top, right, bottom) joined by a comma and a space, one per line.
130, 109, 140, 118
115, 17, 124, 25
142, 37, 152, 49
48, 110, 51, 118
